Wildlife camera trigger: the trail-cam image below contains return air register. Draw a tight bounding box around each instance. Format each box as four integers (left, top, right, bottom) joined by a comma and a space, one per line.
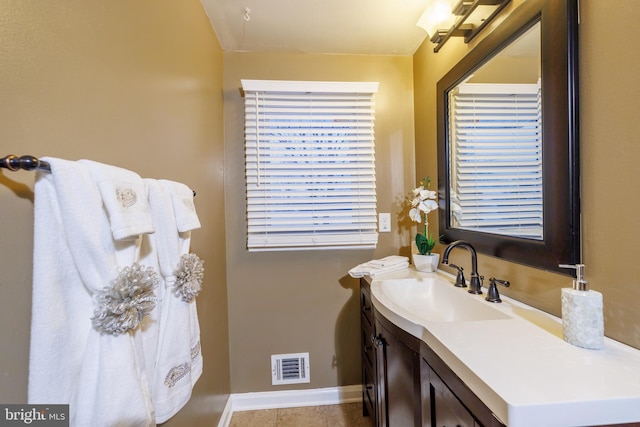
271, 352, 310, 385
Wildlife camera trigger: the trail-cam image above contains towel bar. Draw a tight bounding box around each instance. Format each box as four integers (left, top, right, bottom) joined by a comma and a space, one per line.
1, 154, 196, 196
1, 154, 51, 172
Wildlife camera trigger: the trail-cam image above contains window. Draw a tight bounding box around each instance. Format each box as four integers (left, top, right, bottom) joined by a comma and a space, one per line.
242, 79, 379, 251
448, 81, 542, 239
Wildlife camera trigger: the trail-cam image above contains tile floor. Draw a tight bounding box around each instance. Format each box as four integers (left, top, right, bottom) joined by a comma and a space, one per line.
229, 402, 374, 427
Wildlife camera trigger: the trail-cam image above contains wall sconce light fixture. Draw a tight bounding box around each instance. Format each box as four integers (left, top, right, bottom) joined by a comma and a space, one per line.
417, 0, 512, 53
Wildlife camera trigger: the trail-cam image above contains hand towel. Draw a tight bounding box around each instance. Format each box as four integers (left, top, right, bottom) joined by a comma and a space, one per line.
348, 256, 409, 278
367, 255, 410, 268
160, 179, 201, 233
145, 179, 203, 423
29, 157, 156, 427
79, 159, 155, 241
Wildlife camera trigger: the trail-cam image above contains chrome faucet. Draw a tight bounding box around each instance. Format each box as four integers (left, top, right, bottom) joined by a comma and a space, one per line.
442, 240, 483, 294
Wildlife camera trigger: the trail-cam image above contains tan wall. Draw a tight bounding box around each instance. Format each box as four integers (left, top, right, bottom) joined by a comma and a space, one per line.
223, 52, 416, 392
5, 0, 639, 415
0, 0, 230, 424
414, 0, 640, 350
469, 56, 540, 84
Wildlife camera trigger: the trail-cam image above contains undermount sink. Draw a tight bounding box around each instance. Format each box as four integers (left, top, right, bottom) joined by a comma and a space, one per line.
377, 278, 511, 323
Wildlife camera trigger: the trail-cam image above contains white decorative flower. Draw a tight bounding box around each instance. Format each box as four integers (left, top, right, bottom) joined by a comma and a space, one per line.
409, 186, 438, 221
419, 199, 438, 213
416, 188, 437, 201
91, 263, 159, 335
409, 206, 423, 223
173, 253, 204, 303
407, 177, 439, 255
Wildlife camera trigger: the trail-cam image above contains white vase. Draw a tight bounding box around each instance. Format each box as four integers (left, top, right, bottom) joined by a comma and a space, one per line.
412, 253, 440, 273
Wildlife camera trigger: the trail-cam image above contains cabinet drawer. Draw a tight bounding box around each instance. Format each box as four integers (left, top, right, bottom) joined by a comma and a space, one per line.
362, 363, 376, 420
360, 279, 374, 326
361, 324, 375, 370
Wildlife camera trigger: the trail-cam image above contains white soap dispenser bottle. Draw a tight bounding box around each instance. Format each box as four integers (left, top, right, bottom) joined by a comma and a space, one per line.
559, 264, 604, 350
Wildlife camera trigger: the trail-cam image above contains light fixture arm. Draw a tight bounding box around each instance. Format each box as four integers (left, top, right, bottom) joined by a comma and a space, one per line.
419, 0, 512, 53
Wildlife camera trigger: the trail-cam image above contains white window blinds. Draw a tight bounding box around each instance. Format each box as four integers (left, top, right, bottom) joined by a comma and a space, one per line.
242, 79, 379, 251
449, 81, 543, 239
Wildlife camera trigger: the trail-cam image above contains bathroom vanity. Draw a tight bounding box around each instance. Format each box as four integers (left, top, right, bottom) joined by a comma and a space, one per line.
361, 274, 503, 427
360, 268, 640, 427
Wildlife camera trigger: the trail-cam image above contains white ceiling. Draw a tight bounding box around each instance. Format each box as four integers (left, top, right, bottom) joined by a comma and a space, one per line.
200, 0, 432, 55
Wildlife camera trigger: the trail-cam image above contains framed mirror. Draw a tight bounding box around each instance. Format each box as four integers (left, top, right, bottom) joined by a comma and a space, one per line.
437, 0, 579, 274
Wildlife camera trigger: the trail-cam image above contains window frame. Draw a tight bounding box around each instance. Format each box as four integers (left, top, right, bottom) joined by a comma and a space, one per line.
242, 79, 380, 251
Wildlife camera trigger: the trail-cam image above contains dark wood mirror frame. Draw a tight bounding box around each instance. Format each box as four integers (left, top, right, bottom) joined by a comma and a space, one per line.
437, 0, 580, 274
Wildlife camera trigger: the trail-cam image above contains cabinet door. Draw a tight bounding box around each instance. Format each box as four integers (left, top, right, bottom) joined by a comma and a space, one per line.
376, 319, 421, 427
361, 315, 376, 420
430, 370, 477, 427
421, 342, 505, 427
373, 329, 387, 427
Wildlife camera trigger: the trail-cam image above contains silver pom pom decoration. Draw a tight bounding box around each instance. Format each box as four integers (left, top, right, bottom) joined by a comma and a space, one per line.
91, 263, 159, 335
172, 253, 204, 302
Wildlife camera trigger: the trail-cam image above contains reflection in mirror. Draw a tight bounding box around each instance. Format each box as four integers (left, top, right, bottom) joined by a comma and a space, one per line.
437, 0, 580, 274
448, 22, 542, 239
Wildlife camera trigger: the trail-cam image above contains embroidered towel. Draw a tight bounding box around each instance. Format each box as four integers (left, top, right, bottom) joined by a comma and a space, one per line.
29, 158, 156, 427
145, 179, 203, 423
79, 159, 154, 241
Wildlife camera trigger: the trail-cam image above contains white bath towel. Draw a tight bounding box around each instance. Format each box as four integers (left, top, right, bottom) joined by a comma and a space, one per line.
348, 256, 410, 278
29, 158, 156, 427
79, 159, 154, 241
145, 179, 203, 423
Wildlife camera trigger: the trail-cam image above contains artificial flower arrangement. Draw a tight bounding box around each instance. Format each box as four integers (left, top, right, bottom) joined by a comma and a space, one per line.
409, 177, 439, 255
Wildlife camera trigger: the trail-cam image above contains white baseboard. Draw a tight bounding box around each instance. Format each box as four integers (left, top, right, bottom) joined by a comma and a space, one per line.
217, 384, 362, 427
217, 397, 234, 427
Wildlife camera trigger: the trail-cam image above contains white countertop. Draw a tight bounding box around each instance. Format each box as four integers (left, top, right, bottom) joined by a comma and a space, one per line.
368, 267, 640, 427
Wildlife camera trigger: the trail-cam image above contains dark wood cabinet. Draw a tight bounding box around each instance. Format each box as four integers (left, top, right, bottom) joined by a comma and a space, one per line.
360, 278, 420, 427
375, 312, 422, 427
360, 278, 505, 427
427, 365, 477, 427
421, 338, 504, 427
360, 278, 378, 423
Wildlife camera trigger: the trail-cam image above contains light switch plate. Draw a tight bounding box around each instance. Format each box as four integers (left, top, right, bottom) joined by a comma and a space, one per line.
379, 213, 391, 232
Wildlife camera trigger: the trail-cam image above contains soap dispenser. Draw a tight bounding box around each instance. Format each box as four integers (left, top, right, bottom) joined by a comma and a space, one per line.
559, 264, 604, 350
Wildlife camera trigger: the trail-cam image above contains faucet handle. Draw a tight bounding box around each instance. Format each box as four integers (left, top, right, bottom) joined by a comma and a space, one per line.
449, 264, 467, 288
485, 277, 510, 303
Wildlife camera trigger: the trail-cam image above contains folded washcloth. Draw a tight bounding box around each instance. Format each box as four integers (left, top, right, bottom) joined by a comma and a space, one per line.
348, 256, 409, 278
160, 179, 201, 233
79, 159, 155, 240
367, 255, 410, 267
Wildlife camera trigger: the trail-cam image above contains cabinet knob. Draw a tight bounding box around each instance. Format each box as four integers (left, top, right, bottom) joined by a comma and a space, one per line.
370, 334, 383, 348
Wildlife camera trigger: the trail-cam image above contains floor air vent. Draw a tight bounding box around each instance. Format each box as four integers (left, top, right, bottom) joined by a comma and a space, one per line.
271, 352, 310, 385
